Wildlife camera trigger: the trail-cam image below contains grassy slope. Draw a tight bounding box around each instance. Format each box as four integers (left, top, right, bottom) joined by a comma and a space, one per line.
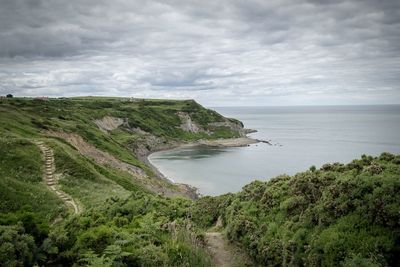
0, 97, 238, 266
0, 139, 66, 221
0, 136, 214, 266
0, 97, 239, 169
0, 97, 242, 216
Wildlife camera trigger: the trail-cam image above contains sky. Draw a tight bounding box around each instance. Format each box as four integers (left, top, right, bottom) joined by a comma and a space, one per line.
0, 0, 399, 106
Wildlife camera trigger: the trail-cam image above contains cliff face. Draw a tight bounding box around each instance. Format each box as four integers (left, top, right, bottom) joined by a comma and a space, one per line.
176, 111, 252, 136
0, 97, 248, 201
177, 111, 201, 133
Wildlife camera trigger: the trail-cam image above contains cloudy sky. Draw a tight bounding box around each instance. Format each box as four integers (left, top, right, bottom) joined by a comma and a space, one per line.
0, 0, 399, 106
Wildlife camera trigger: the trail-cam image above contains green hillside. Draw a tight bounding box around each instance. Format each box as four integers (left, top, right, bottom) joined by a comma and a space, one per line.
0, 97, 399, 266
0, 97, 247, 207
0, 97, 247, 266
192, 153, 400, 266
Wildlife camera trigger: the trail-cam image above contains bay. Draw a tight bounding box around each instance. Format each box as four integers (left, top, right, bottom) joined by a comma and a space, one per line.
149, 105, 400, 196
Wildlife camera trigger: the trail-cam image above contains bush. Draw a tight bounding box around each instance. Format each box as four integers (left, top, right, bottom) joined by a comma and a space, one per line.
0, 224, 37, 267
207, 153, 400, 266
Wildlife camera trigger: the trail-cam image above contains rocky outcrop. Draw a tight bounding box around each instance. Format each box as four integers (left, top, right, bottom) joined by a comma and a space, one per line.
208, 119, 256, 137
177, 112, 201, 133
94, 116, 124, 132
176, 112, 255, 137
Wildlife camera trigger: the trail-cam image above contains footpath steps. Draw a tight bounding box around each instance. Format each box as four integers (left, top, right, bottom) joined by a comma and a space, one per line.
33, 141, 80, 214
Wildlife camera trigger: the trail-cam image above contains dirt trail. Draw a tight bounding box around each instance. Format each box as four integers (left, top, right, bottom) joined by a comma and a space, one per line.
205, 232, 236, 267
34, 141, 80, 214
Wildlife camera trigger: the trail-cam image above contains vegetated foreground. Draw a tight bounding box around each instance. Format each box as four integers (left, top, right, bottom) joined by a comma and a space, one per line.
192, 153, 400, 267
0, 97, 399, 266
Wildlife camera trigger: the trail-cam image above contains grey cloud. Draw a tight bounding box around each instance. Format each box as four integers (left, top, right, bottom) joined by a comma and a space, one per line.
0, 0, 399, 106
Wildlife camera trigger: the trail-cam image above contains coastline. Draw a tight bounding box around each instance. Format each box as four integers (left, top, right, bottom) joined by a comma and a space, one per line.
196, 137, 259, 147
144, 136, 259, 198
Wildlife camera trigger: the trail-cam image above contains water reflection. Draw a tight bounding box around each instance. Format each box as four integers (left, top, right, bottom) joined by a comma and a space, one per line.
155, 145, 231, 160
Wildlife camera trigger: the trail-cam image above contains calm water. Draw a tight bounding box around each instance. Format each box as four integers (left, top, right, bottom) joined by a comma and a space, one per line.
149, 105, 400, 196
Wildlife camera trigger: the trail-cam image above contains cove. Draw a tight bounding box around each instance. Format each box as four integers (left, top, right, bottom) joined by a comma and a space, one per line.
149, 105, 400, 196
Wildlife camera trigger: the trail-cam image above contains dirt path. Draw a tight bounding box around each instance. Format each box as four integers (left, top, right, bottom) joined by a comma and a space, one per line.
34, 141, 80, 214
205, 232, 236, 267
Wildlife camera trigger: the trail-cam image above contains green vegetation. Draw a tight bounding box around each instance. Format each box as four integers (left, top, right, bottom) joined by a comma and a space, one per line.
0, 97, 244, 203
0, 97, 242, 266
0, 138, 212, 266
193, 153, 400, 266
0, 139, 66, 220
0, 97, 399, 266
0, 191, 213, 266
0, 97, 236, 141
50, 139, 133, 208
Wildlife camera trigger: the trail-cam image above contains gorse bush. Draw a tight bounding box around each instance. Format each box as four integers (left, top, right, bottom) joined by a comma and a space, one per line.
196, 153, 400, 266
0, 192, 213, 267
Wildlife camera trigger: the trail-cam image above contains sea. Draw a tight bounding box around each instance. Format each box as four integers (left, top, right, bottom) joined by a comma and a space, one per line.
148, 105, 400, 196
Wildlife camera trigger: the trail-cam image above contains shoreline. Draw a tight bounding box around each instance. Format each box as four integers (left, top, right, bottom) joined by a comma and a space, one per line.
144, 136, 260, 198
196, 137, 259, 147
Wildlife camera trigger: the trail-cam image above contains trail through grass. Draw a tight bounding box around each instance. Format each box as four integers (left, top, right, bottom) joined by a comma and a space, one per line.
34, 140, 81, 214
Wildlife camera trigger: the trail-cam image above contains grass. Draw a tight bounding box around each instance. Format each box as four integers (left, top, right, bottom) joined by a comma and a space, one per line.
49, 139, 138, 208
0, 97, 243, 212
0, 97, 244, 201
0, 139, 66, 221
